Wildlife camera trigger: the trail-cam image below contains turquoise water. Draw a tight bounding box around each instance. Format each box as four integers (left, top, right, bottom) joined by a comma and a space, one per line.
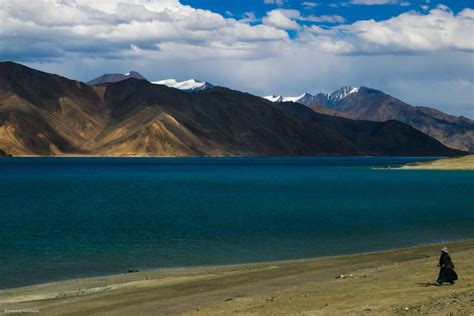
0, 157, 473, 289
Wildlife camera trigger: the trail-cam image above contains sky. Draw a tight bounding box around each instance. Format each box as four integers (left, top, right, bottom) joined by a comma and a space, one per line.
0, 0, 473, 117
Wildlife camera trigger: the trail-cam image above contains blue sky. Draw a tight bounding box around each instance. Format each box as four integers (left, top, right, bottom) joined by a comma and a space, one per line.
1, 0, 473, 116
182, 0, 471, 25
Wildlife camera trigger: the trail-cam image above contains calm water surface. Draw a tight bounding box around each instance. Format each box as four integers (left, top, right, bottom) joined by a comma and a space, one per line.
0, 157, 473, 289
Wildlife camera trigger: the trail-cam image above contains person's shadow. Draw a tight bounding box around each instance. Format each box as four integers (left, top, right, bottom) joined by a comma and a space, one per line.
417, 282, 439, 287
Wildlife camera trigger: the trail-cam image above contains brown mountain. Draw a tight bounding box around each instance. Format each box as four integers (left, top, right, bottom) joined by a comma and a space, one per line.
307, 104, 352, 119
0, 62, 465, 157
87, 71, 147, 85
314, 87, 474, 152
271, 102, 464, 157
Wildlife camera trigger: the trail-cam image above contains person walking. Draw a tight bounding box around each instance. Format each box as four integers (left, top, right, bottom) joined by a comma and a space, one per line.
436, 247, 458, 285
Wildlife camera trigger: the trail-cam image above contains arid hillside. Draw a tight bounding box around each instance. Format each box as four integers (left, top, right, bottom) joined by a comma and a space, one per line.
0, 62, 466, 157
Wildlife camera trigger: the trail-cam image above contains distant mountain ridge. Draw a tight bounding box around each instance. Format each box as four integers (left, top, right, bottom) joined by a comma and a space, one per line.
0, 61, 464, 157
152, 79, 213, 92
87, 71, 147, 85
87, 71, 214, 93
264, 86, 360, 107
265, 86, 474, 152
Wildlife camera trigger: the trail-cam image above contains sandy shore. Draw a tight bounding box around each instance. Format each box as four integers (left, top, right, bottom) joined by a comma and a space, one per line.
400, 155, 474, 170
1, 240, 473, 315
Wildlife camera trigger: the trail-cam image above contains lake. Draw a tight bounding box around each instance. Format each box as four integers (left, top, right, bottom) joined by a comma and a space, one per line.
0, 157, 473, 289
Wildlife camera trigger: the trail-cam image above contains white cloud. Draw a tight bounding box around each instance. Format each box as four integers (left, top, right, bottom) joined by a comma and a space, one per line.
264, 0, 285, 5
273, 9, 302, 19
263, 9, 345, 29
305, 15, 345, 23
241, 12, 257, 23
263, 10, 301, 30
0, 0, 289, 61
302, 2, 318, 9
4, 1, 468, 62
300, 6, 474, 54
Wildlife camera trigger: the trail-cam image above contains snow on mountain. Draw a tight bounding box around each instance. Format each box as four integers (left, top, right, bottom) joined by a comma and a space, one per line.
153, 79, 213, 92
263, 93, 317, 105
289, 93, 318, 105
263, 95, 284, 102
263, 87, 360, 106
326, 86, 360, 103
283, 93, 309, 103
264, 93, 314, 103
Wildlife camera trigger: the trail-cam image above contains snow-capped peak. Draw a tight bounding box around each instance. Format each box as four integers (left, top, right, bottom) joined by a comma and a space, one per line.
263, 86, 360, 107
263, 93, 313, 103
263, 95, 284, 102
154, 79, 178, 86
283, 93, 309, 103
327, 86, 360, 102
263, 93, 318, 106
152, 79, 213, 92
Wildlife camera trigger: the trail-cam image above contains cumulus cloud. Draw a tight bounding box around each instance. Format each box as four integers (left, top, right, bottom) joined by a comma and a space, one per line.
263, 10, 301, 30
3, 1, 469, 63
263, 9, 345, 30
0, 0, 289, 61
300, 5, 474, 54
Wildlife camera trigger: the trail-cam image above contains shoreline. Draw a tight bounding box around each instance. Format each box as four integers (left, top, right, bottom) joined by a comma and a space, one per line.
1, 240, 473, 315
2, 238, 472, 292
399, 155, 474, 170
0, 155, 445, 159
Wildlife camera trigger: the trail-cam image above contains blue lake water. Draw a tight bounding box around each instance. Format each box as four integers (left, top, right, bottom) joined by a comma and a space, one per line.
0, 157, 473, 289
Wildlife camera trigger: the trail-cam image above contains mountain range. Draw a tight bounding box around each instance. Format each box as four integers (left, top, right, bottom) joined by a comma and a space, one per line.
88, 72, 213, 93
264, 86, 360, 106
265, 86, 474, 152
91, 75, 473, 152
0, 61, 467, 157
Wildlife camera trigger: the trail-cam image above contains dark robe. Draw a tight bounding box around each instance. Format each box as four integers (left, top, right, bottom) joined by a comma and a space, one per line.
437, 253, 458, 284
